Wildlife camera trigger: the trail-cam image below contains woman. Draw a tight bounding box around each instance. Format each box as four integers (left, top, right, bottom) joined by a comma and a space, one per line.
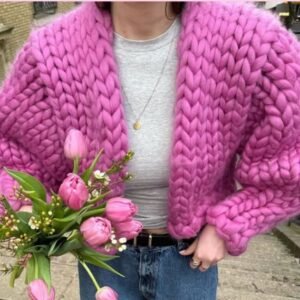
1, 1, 300, 300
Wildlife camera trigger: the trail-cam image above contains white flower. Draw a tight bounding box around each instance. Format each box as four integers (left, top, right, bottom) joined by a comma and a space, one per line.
28, 217, 39, 230
92, 190, 100, 198
118, 237, 127, 244
104, 244, 112, 252
103, 177, 111, 186
118, 245, 127, 252
93, 170, 106, 179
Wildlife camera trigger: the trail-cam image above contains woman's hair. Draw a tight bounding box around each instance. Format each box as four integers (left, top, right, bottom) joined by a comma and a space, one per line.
98, 2, 186, 18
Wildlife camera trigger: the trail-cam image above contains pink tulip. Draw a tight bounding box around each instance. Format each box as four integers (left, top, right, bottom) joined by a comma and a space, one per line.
114, 220, 143, 240
58, 173, 89, 210
27, 279, 55, 300
105, 197, 137, 223
80, 217, 112, 247
64, 129, 88, 160
96, 286, 118, 300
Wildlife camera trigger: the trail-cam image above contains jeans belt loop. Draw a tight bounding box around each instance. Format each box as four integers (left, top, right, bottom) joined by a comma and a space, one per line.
148, 233, 153, 247
133, 236, 137, 247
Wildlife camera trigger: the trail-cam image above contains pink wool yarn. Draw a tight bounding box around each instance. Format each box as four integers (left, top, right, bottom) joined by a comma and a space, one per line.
1, 2, 300, 256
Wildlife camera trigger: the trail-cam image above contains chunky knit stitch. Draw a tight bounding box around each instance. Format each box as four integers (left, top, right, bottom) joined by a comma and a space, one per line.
1, 2, 300, 256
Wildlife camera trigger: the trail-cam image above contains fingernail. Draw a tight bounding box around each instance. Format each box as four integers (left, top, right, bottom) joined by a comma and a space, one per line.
179, 250, 185, 255
190, 263, 198, 269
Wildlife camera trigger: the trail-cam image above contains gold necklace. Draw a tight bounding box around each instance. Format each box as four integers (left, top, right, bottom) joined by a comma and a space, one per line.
121, 30, 176, 131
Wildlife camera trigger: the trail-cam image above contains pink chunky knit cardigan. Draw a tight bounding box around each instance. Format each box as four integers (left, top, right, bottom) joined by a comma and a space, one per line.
1, 2, 300, 256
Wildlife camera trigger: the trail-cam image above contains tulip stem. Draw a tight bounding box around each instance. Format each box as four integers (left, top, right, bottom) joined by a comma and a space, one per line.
73, 157, 80, 174
82, 207, 105, 219
80, 261, 101, 291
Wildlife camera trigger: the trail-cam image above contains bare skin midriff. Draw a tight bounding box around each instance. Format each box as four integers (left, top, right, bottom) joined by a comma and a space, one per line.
143, 227, 168, 234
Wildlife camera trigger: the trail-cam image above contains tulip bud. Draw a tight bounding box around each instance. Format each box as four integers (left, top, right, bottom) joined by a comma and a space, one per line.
95, 286, 118, 300
80, 217, 112, 247
105, 197, 137, 223
114, 220, 143, 240
58, 173, 89, 210
64, 129, 88, 160
27, 279, 55, 300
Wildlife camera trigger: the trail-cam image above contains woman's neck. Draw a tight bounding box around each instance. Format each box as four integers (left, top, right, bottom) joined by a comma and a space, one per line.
111, 2, 176, 40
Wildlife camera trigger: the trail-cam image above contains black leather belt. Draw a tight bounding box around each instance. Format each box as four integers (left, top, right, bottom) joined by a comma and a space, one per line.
126, 231, 196, 247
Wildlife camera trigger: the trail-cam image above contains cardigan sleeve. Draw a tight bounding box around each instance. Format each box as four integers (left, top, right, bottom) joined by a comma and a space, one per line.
206, 20, 300, 256
0, 31, 54, 207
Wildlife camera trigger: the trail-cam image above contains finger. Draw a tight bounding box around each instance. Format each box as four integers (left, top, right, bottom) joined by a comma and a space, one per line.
179, 238, 198, 256
190, 257, 201, 269
198, 261, 210, 272
190, 248, 203, 269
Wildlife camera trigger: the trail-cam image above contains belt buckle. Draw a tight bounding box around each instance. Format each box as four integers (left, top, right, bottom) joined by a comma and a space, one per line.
133, 233, 153, 247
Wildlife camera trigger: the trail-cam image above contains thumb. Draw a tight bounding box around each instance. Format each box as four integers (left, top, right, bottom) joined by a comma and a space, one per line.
179, 238, 198, 256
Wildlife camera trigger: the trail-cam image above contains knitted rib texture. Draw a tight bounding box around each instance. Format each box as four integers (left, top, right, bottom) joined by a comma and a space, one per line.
1, 2, 300, 256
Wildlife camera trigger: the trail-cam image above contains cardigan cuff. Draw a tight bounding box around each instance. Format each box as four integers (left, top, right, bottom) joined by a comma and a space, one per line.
206, 209, 249, 256
205, 191, 256, 256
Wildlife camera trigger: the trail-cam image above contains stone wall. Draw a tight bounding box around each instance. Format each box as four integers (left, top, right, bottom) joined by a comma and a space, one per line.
0, 2, 77, 81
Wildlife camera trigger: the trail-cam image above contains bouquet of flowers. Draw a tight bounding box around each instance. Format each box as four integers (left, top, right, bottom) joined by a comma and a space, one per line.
0, 129, 142, 300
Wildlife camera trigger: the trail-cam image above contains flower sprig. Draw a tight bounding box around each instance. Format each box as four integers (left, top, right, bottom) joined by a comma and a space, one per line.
0, 129, 142, 300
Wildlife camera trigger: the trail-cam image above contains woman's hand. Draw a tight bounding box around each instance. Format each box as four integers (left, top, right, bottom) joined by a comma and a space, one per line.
179, 224, 227, 272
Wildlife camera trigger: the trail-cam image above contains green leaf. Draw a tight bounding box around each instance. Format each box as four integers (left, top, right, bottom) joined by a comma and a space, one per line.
4, 168, 48, 213
25, 254, 52, 289
15, 211, 33, 234
52, 210, 82, 224
4, 168, 46, 201
24, 244, 49, 255
53, 204, 92, 224
9, 264, 24, 288
81, 149, 103, 184
87, 191, 110, 206
17, 211, 32, 223
1, 197, 32, 235
1, 195, 16, 214
36, 254, 51, 289
50, 205, 92, 239
53, 205, 65, 219
25, 256, 36, 284
77, 245, 118, 262
47, 238, 63, 257
75, 246, 123, 277
81, 207, 105, 219
50, 238, 83, 256
82, 256, 124, 277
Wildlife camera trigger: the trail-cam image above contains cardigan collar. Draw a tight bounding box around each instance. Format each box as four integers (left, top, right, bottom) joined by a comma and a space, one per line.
70, 2, 208, 195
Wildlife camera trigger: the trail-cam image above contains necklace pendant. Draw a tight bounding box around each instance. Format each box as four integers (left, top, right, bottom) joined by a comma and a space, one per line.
133, 120, 142, 130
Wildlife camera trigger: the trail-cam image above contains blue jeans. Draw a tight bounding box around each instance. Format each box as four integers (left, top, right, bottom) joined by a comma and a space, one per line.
78, 240, 218, 300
